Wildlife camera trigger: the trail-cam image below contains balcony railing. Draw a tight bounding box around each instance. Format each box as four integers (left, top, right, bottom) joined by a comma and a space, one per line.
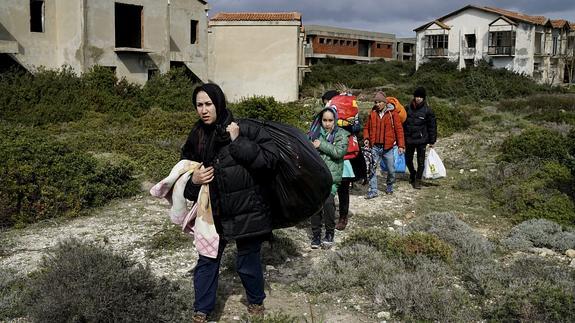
424, 48, 448, 57
488, 46, 515, 56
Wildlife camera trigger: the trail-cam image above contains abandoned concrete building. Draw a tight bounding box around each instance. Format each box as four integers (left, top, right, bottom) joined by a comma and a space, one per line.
415, 5, 575, 84
208, 12, 305, 103
304, 25, 415, 65
0, 0, 209, 84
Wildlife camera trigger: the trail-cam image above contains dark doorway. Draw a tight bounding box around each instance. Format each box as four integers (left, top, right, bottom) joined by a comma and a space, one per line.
358, 40, 370, 57
115, 3, 143, 48
30, 0, 45, 32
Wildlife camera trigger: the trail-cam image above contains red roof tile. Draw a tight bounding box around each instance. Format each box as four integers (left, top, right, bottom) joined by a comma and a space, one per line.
211, 12, 302, 22
483, 6, 547, 25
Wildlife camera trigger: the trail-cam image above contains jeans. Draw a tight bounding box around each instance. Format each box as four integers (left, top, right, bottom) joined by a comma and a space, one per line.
406, 144, 427, 180
368, 145, 395, 194
193, 236, 266, 315
311, 194, 336, 234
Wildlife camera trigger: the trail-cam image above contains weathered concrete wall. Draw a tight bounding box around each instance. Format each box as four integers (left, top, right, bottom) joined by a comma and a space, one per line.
169, 0, 208, 81
209, 21, 302, 103
0, 0, 60, 70
85, 0, 170, 84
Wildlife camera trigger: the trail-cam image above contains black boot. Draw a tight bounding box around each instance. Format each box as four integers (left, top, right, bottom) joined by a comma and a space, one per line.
413, 179, 422, 189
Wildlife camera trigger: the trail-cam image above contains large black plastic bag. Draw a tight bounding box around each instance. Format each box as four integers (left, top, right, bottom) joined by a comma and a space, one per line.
239, 118, 333, 229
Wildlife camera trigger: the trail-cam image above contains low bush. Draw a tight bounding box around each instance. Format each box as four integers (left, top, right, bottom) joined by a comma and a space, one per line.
484, 256, 575, 322
408, 212, 494, 264
300, 60, 415, 97
146, 224, 191, 256
429, 98, 474, 137
26, 239, 193, 322
501, 219, 575, 251
0, 269, 26, 320
300, 244, 395, 294
499, 94, 575, 114
487, 159, 575, 226
342, 228, 453, 263
0, 125, 139, 227
229, 96, 314, 131
374, 257, 479, 322
499, 127, 571, 163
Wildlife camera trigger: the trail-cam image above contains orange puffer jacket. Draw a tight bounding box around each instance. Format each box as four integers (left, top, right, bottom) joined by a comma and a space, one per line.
363, 107, 405, 150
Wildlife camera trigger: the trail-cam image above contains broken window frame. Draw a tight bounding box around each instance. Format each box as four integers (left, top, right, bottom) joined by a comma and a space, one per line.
190, 19, 198, 44
114, 2, 144, 49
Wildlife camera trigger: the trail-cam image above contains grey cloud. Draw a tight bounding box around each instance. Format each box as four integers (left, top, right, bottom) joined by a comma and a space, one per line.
208, 0, 575, 37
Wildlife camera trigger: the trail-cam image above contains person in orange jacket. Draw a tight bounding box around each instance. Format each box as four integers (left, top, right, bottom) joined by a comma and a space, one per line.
363, 91, 405, 198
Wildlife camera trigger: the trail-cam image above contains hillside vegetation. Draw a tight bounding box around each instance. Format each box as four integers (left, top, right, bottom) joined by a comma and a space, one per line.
1, 61, 575, 322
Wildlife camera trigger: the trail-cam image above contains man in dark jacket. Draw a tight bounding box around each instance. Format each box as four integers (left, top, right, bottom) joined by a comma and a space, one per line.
181, 83, 279, 322
404, 87, 437, 189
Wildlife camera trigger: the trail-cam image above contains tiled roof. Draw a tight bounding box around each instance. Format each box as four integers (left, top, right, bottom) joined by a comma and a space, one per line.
414, 4, 573, 32
483, 6, 548, 25
550, 19, 569, 28
211, 12, 302, 22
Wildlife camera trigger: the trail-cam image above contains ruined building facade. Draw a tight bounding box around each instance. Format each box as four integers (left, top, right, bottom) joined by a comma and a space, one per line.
0, 0, 209, 84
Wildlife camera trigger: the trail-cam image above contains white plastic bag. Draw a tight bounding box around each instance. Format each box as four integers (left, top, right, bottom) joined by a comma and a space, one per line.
423, 148, 446, 179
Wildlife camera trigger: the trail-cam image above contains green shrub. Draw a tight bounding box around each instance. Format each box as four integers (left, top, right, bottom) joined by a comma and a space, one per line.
230, 96, 314, 130
146, 224, 191, 256
26, 239, 193, 322
484, 257, 575, 322
142, 67, 197, 111
408, 212, 494, 264
500, 127, 571, 163
487, 159, 575, 225
429, 98, 474, 137
0, 125, 138, 227
0, 269, 26, 320
342, 228, 453, 262
502, 219, 575, 251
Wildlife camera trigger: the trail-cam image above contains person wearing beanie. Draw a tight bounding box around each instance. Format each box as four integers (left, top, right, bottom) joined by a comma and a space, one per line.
403, 86, 437, 189
363, 91, 405, 198
181, 83, 280, 321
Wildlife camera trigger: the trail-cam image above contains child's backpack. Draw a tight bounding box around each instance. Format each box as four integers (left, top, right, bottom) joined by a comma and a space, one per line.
330, 95, 359, 120
386, 97, 407, 123
238, 119, 333, 229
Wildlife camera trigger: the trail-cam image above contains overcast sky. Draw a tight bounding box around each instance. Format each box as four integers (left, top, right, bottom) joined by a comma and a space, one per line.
208, 0, 575, 37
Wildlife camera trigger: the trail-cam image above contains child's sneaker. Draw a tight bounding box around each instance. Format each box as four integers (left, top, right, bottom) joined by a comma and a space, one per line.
322, 231, 334, 249
311, 232, 321, 249
385, 184, 393, 195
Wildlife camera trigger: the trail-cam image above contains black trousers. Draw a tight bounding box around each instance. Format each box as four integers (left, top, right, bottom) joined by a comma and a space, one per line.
311, 194, 335, 234
337, 179, 351, 217
405, 144, 427, 180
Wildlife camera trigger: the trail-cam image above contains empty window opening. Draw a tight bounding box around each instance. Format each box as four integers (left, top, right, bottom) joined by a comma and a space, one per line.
319, 37, 325, 44
115, 3, 143, 48
346, 40, 352, 46
377, 43, 381, 49
327, 39, 332, 45
148, 69, 159, 80
386, 44, 391, 49
190, 20, 198, 44
465, 34, 476, 48
30, 0, 45, 32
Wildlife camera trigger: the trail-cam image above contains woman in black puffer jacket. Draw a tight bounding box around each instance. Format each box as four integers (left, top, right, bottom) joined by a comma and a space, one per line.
181, 83, 279, 321
403, 87, 437, 189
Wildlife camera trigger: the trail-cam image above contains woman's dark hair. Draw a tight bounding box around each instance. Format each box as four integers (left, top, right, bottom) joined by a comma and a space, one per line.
321, 90, 339, 102
192, 83, 227, 119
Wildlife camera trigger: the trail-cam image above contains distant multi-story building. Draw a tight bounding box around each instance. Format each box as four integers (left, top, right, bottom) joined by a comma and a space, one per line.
304, 25, 407, 65
414, 5, 575, 84
0, 0, 209, 84
396, 37, 416, 62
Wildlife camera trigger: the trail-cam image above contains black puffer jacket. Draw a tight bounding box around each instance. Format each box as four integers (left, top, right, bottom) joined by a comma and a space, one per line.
181, 117, 279, 240
403, 100, 437, 146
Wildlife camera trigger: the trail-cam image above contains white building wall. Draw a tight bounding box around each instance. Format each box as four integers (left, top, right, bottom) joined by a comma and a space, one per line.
209, 21, 301, 103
